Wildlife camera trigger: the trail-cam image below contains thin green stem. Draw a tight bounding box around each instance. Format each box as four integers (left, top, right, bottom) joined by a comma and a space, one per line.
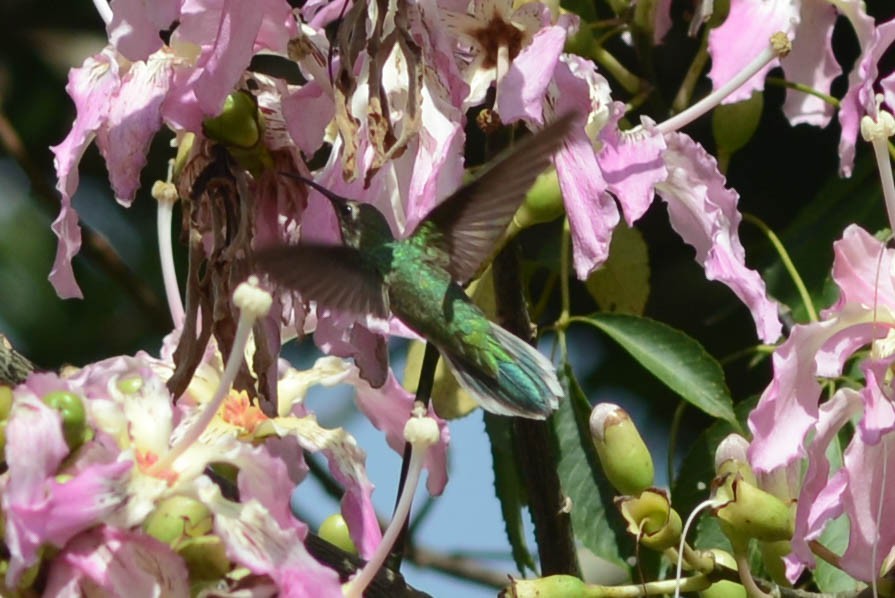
719, 343, 776, 367
591, 46, 642, 96
557, 218, 572, 362
742, 212, 817, 322
765, 77, 840, 108
671, 28, 711, 113
667, 401, 686, 488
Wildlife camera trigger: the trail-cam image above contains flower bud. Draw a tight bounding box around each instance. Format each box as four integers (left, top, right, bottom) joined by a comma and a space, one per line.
505, 574, 591, 598
616, 489, 682, 551
203, 91, 262, 150
41, 390, 88, 451
0, 386, 13, 420
712, 473, 793, 543
590, 403, 654, 495
202, 91, 273, 175
714, 434, 756, 486
699, 550, 746, 598
514, 169, 564, 230
144, 496, 214, 547
318, 513, 358, 555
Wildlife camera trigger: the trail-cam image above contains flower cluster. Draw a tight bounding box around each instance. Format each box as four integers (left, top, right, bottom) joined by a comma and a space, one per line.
5, 0, 895, 593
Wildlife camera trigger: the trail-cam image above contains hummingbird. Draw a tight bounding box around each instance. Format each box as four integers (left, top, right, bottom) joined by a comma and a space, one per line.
255, 114, 576, 418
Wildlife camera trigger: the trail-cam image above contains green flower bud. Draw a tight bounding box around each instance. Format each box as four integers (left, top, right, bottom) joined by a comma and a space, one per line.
590, 403, 654, 495
713, 473, 793, 543
616, 489, 682, 551
505, 574, 591, 598
178, 535, 231, 581
41, 390, 87, 451
318, 513, 357, 555
714, 434, 756, 486
514, 169, 564, 229
203, 91, 262, 150
0, 386, 13, 420
116, 375, 143, 395
699, 550, 746, 598
202, 91, 273, 175
144, 496, 214, 547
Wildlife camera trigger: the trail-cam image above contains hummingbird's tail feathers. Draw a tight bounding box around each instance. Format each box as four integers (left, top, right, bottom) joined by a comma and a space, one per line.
440, 324, 563, 419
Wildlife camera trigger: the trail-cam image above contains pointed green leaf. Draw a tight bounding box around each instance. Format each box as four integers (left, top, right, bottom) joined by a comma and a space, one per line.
483, 412, 536, 574
554, 365, 627, 568
575, 314, 737, 424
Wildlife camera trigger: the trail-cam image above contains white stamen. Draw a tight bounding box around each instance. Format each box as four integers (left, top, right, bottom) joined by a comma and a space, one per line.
92, 0, 113, 25
152, 179, 184, 327
149, 279, 271, 475
657, 33, 791, 136
863, 97, 895, 233
344, 407, 439, 598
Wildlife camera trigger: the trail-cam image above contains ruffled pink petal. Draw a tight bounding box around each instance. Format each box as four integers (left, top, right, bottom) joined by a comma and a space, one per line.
837, 15, 895, 176
780, 0, 840, 127
707, 0, 797, 104
826, 430, 895, 582
828, 224, 895, 314
49, 50, 120, 298
283, 82, 335, 156
496, 26, 566, 124
43, 527, 189, 597
353, 371, 450, 496
97, 53, 173, 205
857, 360, 895, 444
549, 56, 619, 279
597, 114, 666, 225
202, 482, 342, 595
784, 389, 862, 580
656, 132, 781, 342
106, 0, 181, 61
238, 444, 309, 536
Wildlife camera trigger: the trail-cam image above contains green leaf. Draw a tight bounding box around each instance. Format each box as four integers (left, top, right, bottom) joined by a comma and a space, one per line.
554, 365, 627, 568
585, 223, 650, 315
575, 314, 737, 425
483, 412, 536, 574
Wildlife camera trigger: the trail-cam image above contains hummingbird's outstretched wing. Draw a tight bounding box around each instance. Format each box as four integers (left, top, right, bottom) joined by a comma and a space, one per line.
254, 245, 390, 318
414, 112, 578, 285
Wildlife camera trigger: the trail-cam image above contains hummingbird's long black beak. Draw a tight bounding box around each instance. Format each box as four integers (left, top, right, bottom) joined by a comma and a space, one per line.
278, 172, 350, 208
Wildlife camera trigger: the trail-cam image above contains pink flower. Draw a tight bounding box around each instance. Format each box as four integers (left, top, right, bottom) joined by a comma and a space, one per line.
42, 526, 190, 597
748, 225, 895, 581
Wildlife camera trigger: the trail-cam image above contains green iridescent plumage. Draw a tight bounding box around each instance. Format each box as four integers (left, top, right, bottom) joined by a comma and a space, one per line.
256, 115, 576, 418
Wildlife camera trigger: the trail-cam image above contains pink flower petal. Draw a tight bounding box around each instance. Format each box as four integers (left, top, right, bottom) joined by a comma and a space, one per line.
656, 132, 782, 342
49, 50, 120, 298
43, 527, 189, 597
106, 0, 181, 61
97, 54, 173, 204
497, 26, 566, 124
597, 115, 667, 225
707, 0, 797, 104
780, 0, 840, 127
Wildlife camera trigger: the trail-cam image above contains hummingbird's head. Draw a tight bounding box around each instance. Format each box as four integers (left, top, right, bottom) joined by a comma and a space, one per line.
327, 195, 393, 250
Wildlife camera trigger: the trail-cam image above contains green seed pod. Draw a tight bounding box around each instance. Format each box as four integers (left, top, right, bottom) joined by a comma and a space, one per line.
41, 390, 87, 451
590, 403, 654, 495
506, 574, 590, 598
699, 549, 746, 598
514, 168, 565, 230
144, 496, 214, 547
616, 489, 682, 551
759, 539, 791, 585
0, 386, 13, 420
318, 513, 357, 555
713, 473, 794, 543
116, 375, 144, 395
203, 91, 263, 150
